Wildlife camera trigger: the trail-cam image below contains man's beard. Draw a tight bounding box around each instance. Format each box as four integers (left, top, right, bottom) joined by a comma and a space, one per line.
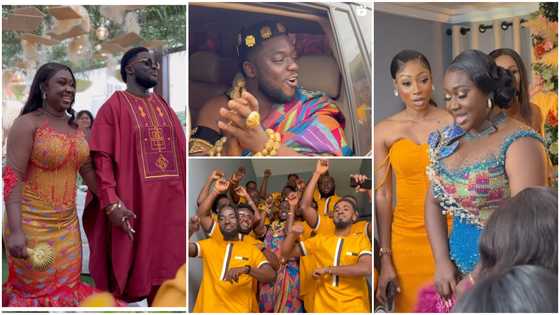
239, 225, 252, 235
136, 75, 158, 89
334, 219, 352, 230
221, 227, 239, 240
319, 188, 335, 199
258, 77, 293, 104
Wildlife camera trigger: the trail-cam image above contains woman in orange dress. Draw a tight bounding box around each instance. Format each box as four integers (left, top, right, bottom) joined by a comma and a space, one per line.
2, 63, 121, 306
489, 48, 543, 135
374, 50, 452, 312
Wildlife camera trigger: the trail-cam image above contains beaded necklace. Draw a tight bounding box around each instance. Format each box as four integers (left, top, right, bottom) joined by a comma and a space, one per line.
463, 111, 507, 140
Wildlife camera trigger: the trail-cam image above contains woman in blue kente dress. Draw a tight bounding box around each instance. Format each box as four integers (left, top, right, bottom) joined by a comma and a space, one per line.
423, 50, 548, 305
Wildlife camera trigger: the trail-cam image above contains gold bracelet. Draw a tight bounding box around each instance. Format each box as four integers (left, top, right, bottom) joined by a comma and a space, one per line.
379, 247, 392, 257
209, 137, 227, 156
253, 129, 281, 156
105, 201, 121, 216
189, 137, 214, 155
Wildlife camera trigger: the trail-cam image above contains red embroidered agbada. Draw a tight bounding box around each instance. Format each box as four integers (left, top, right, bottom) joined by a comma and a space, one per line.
84, 90, 186, 302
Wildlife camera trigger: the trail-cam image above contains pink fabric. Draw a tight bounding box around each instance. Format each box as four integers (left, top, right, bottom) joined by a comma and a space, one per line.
3, 277, 126, 307
415, 283, 456, 313
3, 165, 18, 202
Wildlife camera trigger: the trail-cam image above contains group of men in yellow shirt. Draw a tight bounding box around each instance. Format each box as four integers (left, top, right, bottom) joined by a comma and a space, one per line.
189, 160, 372, 312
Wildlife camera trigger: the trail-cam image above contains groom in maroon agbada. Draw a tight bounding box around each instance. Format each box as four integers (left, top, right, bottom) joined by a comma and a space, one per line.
84, 47, 186, 304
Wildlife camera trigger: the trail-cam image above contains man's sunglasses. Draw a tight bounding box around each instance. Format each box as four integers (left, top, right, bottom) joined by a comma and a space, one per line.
128, 58, 161, 70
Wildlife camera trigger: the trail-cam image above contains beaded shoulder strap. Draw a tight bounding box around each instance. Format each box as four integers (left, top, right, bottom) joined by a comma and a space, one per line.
498, 129, 544, 167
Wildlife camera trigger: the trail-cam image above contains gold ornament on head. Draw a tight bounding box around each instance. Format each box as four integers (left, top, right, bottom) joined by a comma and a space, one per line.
260, 26, 272, 39
245, 35, 256, 48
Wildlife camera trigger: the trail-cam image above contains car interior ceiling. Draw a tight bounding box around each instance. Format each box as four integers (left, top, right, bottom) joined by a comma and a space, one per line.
188, 4, 354, 149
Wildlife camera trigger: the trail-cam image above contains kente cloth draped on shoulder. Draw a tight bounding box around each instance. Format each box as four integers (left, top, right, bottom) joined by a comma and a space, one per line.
261, 87, 352, 156
190, 87, 352, 156
84, 91, 186, 302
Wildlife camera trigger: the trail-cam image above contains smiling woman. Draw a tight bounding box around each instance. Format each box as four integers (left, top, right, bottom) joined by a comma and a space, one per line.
2, 63, 123, 306
424, 49, 548, 304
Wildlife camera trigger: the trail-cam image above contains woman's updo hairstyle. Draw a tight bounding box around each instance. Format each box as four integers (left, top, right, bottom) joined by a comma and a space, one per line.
447, 49, 515, 108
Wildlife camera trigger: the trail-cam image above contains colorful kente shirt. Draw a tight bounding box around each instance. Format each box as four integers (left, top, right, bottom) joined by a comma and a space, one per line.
260, 87, 352, 156
426, 118, 544, 273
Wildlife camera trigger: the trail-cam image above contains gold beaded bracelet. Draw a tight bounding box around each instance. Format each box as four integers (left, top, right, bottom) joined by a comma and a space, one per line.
254, 129, 281, 156
208, 137, 227, 156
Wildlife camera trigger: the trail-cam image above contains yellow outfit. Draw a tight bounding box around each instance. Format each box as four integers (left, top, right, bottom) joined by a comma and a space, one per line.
152, 264, 186, 307
384, 139, 451, 312
192, 238, 269, 312
314, 192, 341, 216
205, 220, 262, 311
299, 233, 372, 312
532, 90, 558, 126
300, 215, 370, 312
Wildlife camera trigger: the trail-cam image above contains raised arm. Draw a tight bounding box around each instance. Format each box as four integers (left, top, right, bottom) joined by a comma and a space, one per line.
280, 224, 304, 259
188, 215, 201, 257
286, 191, 299, 234
350, 173, 372, 241
228, 167, 245, 204
259, 169, 271, 199
197, 178, 229, 232
300, 160, 329, 227
197, 169, 223, 206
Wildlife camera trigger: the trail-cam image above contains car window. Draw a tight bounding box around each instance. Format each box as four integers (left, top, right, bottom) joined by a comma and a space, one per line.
351, 3, 372, 58
331, 5, 372, 155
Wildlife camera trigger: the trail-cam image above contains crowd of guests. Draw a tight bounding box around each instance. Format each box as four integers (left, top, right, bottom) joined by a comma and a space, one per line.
2, 46, 186, 307
374, 48, 557, 313
189, 160, 373, 312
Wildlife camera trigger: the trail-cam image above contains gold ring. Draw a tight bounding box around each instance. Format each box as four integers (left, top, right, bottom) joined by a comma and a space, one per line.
246, 111, 260, 129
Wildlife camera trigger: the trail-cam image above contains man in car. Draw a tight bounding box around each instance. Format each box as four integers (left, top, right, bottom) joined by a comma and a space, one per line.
190, 20, 351, 156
